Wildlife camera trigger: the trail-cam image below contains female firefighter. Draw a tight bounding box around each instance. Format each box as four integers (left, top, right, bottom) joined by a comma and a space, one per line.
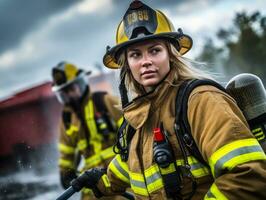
70, 1, 266, 199
51, 62, 123, 200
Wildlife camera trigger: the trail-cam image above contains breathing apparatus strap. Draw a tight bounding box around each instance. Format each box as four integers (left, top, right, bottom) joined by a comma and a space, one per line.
114, 70, 136, 161
171, 79, 226, 199
153, 123, 184, 199
175, 79, 226, 166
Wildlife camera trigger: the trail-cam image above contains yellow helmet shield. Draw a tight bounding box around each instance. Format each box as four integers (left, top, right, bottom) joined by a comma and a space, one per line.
51, 62, 91, 105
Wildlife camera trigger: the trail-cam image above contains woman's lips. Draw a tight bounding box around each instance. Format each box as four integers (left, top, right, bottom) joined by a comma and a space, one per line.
141, 70, 156, 77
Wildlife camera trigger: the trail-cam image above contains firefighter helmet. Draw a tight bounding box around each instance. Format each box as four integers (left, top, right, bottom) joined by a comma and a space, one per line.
103, 0, 193, 69
51, 61, 91, 104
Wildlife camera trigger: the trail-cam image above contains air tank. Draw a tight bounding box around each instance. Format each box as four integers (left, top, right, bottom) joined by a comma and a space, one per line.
226, 73, 266, 151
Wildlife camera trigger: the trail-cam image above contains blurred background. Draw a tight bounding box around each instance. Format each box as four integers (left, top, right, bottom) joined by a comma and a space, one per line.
0, 0, 265, 199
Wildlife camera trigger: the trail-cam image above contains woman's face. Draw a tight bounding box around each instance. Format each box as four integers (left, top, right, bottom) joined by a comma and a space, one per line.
126, 39, 170, 91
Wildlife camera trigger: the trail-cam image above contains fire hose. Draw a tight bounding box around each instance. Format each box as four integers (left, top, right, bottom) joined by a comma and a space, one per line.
56, 186, 135, 200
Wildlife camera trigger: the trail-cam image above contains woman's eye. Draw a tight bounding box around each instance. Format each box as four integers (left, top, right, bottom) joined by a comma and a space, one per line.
150, 48, 161, 54
129, 52, 140, 58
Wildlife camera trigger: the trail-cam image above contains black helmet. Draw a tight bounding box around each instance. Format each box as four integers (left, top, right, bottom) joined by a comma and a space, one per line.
51, 61, 91, 104
103, 0, 193, 69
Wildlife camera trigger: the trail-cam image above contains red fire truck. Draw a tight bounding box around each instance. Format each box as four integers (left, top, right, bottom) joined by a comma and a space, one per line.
0, 82, 62, 172
0, 72, 118, 173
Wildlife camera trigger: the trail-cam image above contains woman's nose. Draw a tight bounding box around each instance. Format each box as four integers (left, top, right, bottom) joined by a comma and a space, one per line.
141, 54, 152, 68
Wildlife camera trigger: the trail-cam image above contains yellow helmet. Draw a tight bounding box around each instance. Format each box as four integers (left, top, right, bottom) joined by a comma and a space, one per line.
103, 0, 193, 69
51, 61, 91, 104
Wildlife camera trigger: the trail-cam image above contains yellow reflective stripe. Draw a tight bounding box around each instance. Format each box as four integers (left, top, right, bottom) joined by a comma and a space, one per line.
204, 183, 228, 200
82, 188, 93, 194
58, 158, 74, 169
77, 139, 87, 151
144, 165, 164, 193
159, 163, 176, 175
109, 155, 130, 184
175, 156, 210, 178
86, 155, 101, 168
252, 128, 265, 141
99, 123, 107, 129
58, 143, 75, 154
143, 156, 210, 194
101, 146, 116, 159
85, 146, 115, 168
117, 117, 124, 127
209, 138, 266, 178
101, 174, 111, 188
66, 125, 78, 136
187, 156, 210, 178
130, 172, 149, 196
85, 99, 102, 154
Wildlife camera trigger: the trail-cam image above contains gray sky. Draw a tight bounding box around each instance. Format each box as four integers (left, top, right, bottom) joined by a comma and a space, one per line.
0, 0, 265, 99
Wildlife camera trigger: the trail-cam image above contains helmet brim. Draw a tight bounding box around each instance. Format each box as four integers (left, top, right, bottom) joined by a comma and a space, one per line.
103, 32, 193, 69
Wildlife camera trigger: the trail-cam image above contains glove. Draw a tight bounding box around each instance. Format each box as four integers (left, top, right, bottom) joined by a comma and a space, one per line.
60, 169, 77, 189
70, 168, 106, 197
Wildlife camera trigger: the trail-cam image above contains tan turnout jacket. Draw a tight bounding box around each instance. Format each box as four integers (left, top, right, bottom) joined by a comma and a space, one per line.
58, 92, 122, 174
97, 69, 266, 200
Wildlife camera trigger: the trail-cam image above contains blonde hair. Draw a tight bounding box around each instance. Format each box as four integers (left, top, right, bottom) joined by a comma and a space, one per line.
117, 40, 214, 96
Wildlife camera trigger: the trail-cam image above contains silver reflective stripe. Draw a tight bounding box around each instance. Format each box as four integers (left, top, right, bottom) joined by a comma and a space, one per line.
190, 162, 206, 171
214, 145, 262, 177
130, 179, 146, 189
145, 171, 161, 185
206, 190, 216, 198
112, 157, 130, 180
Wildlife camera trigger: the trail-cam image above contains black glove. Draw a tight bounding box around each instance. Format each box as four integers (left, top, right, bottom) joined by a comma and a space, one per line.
60, 169, 77, 189
70, 168, 106, 197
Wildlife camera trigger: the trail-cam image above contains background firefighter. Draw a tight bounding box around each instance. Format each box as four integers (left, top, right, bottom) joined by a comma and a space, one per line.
51, 61, 124, 200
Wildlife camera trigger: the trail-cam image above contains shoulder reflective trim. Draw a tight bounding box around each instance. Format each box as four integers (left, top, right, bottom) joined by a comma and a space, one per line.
58, 158, 74, 169
204, 183, 228, 200
85, 146, 115, 168
77, 139, 87, 151
109, 155, 130, 184
209, 138, 266, 178
101, 174, 111, 188
117, 117, 124, 127
85, 99, 102, 154
66, 125, 79, 136
58, 143, 75, 154
130, 172, 149, 196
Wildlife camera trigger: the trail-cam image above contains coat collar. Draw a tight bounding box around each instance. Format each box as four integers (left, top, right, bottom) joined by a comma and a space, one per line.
123, 69, 177, 129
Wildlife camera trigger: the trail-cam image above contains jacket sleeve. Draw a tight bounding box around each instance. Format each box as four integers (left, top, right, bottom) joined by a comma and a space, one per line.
58, 120, 78, 172
187, 85, 266, 200
96, 154, 130, 196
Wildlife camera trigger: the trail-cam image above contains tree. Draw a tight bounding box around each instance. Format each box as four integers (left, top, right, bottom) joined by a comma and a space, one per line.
197, 11, 266, 83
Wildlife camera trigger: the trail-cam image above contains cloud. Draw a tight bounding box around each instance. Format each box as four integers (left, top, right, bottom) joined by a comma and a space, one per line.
0, 0, 266, 99
0, 0, 116, 98
0, 0, 114, 69
0, 0, 78, 55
